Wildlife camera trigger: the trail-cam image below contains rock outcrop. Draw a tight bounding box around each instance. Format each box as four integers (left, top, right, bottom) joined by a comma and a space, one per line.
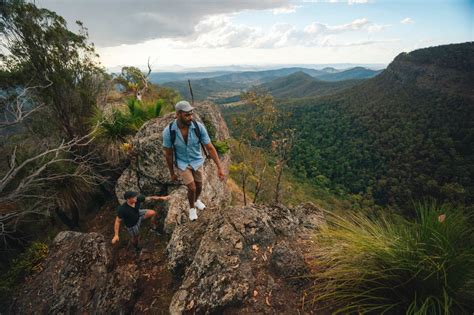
115, 102, 231, 234
11, 231, 139, 314
12, 101, 327, 314
167, 202, 325, 314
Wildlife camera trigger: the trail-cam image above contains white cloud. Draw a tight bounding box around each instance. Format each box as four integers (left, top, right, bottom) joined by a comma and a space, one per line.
348, 0, 370, 4
272, 5, 300, 14
400, 17, 415, 25
36, 0, 290, 46
173, 16, 391, 49
303, 0, 372, 4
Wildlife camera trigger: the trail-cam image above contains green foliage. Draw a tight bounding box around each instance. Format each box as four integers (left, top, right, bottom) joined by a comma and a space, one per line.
213, 140, 230, 154
115, 66, 147, 93
1, 0, 106, 139
0, 242, 48, 309
309, 202, 474, 314
93, 97, 165, 144
92, 108, 136, 142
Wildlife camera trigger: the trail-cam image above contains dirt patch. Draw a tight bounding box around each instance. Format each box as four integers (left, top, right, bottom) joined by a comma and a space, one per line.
84, 199, 178, 314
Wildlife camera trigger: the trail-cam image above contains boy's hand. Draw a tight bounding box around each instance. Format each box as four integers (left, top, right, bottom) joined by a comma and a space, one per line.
111, 235, 119, 245
158, 195, 170, 201
151, 195, 170, 201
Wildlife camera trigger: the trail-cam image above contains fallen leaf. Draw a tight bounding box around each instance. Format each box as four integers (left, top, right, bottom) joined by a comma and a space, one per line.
186, 300, 195, 310
253, 290, 258, 297
262, 253, 267, 261
252, 244, 259, 251
265, 296, 271, 306
438, 214, 446, 223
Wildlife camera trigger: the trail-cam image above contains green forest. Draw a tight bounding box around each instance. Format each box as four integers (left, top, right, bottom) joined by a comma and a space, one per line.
224, 42, 474, 215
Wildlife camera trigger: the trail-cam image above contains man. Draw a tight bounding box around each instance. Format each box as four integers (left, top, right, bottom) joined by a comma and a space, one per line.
162, 100, 225, 221
111, 191, 169, 253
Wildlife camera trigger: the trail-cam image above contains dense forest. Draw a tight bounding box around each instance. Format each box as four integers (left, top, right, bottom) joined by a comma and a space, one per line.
224, 42, 474, 213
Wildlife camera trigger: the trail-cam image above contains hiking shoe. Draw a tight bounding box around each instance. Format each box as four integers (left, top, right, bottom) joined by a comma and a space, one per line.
149, 227, 162, 236
189, 208, 198, 221
195, 199, 206, 211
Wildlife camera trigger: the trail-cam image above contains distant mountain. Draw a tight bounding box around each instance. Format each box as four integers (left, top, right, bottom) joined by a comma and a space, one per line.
321, 67, 339, 73
258, 71, 362, 99
224, 42, 474, 212
149, 71, 235, 84
316, 66, 382, 81
162, 78, 242, 101
161, 66, 379, 100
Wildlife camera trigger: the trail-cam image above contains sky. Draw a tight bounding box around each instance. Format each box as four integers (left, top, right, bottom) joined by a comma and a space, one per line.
36, 0, 473, 70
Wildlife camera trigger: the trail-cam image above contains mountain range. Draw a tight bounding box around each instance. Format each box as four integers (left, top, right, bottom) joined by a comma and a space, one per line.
223, 42, 474, 212
158, 66, 382, 100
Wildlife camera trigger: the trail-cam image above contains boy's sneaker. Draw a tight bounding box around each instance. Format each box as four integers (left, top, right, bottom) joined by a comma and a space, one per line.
195, 199, 206, 211
189, 208, 198, 221
149, 227, 162, 236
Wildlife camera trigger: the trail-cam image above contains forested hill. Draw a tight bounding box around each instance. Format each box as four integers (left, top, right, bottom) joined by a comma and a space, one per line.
274, 42, 474, 211
257, 71, 362, 99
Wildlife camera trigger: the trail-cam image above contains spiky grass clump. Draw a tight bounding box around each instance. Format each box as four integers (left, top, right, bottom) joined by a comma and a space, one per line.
309, 202, 474, 314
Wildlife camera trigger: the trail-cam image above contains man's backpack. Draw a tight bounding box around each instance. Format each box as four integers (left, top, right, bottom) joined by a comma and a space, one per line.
168, 119, 209, 166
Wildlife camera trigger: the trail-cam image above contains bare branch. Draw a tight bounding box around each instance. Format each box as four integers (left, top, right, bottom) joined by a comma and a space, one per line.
0, 79, 53, 128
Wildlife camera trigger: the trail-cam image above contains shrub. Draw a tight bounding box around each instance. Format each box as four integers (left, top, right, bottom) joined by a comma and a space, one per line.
0, 242, 48, 310
308, 202, 474, 314
213, 140, 230, 154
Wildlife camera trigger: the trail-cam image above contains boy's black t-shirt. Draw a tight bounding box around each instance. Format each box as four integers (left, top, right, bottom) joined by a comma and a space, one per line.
116, 195, 145, 227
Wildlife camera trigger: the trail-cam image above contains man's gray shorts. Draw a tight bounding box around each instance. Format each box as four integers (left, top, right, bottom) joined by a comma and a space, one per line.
125, 209, 148, 237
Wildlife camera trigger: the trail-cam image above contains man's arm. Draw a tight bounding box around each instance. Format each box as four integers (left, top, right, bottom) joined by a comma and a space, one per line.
164, 148, 178, 181
111, 217, 121, 244
205, 142, 225, 181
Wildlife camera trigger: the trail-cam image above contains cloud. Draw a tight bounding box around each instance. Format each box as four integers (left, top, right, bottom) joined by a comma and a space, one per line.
36, 0, 290, 47
168, 15, 392, 49
272, 4, 300, 14
304, 0, 372, 4
400, 17, 415, 25
348, 0, 370, 4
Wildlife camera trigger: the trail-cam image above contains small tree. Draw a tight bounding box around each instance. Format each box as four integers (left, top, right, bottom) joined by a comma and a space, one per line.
231, 90, 278, 205
272, 128, 295, 204
114, 62, 152, 100
1, 0, 106, 140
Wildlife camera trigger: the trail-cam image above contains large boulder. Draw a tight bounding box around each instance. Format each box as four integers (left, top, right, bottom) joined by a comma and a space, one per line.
11, 231, 139, 314
115, 102, 231, 234
166, 202, 325, 314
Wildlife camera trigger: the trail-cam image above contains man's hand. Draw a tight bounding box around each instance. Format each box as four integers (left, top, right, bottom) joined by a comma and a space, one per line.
217, 168, 225, 181
111, 235, 119, 245
171, 173, 179, 181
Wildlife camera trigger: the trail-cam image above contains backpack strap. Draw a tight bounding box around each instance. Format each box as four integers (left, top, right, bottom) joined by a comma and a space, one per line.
192, 120, 209, 159
168, 120, 177, 166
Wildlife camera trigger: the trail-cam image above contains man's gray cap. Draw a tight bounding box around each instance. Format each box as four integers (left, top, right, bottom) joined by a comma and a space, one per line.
175, 100, 194, 112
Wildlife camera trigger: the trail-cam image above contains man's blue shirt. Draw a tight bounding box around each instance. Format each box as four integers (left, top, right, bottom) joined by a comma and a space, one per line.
162, 120, 211, 171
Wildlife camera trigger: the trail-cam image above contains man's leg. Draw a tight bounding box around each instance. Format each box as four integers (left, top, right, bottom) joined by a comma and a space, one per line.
178, 167, 197, 209
195, 181, 202, 202
193, 166, 205, 209
186, 181, 196, 208
143, 209, 158, 229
